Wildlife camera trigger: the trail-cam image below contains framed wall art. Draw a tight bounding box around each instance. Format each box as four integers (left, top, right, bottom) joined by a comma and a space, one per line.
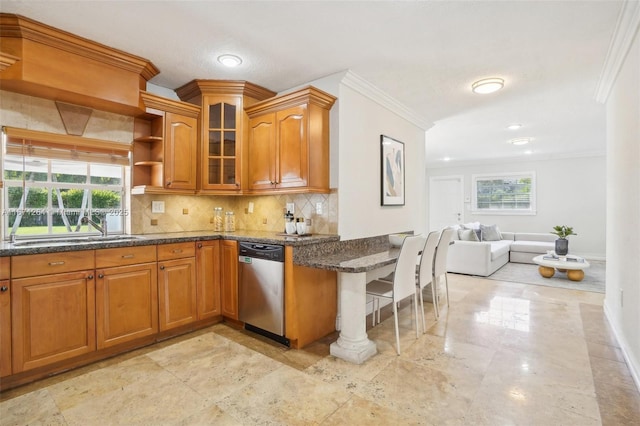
380, 134, 405, 206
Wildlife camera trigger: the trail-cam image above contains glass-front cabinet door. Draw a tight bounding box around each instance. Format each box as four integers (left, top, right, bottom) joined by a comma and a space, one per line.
203, 96, 241, 191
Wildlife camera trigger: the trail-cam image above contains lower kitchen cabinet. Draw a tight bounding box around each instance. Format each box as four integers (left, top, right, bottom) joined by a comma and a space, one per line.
95, 247, 158, 349
1, 257, 10, 377
11, 271, 96, 373
158, 242, 197, 331
221, 240, 238, 320
196, 240, 222, 320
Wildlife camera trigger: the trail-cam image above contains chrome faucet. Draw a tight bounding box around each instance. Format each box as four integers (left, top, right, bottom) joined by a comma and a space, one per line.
81, 216, 108, 237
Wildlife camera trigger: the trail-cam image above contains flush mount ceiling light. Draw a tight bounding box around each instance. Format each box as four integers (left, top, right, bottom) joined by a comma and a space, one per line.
509, 137, 531, 146
217, 54, 242, 67
507, 123, 522, 130
471, 77, 504, 94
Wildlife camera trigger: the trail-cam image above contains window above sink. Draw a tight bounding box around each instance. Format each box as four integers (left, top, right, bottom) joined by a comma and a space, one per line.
2, 126, 130, 241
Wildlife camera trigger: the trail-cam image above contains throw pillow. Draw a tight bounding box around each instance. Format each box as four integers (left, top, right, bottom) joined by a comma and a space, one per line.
458, 228, 480, 242
481, 224, 502, 241
463, 225, 482, 241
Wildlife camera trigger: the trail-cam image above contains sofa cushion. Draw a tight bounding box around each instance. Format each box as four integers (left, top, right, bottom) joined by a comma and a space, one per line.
510, 240, 555, 254
459, 228, 480, 241
515, 233, 556, 243
481, 224, 502, 241
490, 240, 512, 260
463, 225, 482, 241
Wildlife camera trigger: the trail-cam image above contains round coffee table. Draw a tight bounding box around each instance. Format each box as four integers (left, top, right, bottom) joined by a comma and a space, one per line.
532, 255, 590, 281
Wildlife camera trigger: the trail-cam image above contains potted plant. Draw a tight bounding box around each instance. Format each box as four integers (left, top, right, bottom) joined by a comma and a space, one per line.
550, 225, 577, 256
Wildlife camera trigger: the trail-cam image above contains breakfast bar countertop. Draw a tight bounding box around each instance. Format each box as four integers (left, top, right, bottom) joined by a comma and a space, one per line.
298, 246, 401, 273
0, 230, 340, 257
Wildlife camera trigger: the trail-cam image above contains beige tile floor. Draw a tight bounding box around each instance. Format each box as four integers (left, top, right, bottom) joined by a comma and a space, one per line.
1, 274, 639, 425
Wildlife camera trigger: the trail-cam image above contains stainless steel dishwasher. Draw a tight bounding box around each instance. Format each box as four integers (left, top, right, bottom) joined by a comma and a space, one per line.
238, 242, 289, 346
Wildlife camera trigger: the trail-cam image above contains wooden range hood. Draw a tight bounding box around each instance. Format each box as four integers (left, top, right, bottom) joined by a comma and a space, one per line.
0, 13, 159, 116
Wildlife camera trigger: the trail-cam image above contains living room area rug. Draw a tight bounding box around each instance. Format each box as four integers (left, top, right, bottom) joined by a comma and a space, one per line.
482, 260, 606, 293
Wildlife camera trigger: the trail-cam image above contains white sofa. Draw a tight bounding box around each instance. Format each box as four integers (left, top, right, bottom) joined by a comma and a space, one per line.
446, 228, 557, 277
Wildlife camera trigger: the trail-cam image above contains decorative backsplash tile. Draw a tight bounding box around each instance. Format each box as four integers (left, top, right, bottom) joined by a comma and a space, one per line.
130, 191, 338, 235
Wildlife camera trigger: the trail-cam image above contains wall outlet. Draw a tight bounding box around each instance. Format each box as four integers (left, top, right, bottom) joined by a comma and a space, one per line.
151, 201, 164, 213
182, 208, 189, 215
248, 202, 254, 213
286, 203, 295, 214
150, 219, 158, 226
315, 202, 323, 214
263, 218, 268, 224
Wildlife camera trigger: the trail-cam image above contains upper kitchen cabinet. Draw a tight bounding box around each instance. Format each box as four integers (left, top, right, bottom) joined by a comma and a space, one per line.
176, 80, 276, 193
131, 92, 200, 194
245, 86, 336, 194
0, 13, 159, 116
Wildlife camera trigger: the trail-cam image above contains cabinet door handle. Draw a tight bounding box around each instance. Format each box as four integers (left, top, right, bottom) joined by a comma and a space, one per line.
198, 243, 202, 249
172, 249, 183, 254
98, 274, 104, 279
166, 181, 172, 186
159, 265, 165, 270
0, 286, 8, 292
121, 254, 134, 259
87, 274, 94, 280
49, 261, 65, 266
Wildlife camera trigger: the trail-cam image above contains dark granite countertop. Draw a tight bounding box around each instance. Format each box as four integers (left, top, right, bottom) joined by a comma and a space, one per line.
299, 247, 400, 273
292, 234, 401, 273
1, 230, 403, 274
0, 230, 340, 257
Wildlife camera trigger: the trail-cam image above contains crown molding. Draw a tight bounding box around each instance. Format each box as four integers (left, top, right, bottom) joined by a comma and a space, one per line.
595, 1, 640, 103
341, 70, 433, 131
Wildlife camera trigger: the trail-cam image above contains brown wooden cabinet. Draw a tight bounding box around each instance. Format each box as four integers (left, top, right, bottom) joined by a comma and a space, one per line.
132, 92, 200, 194
1, 257, 11, 377
175, 80, 276, 193
10, 251, 96, 373
95, 246, 158, 349
220, 240, 239, 319
245, 86, 336, 194
196, 240, 222, 320
157, 242, 197, 331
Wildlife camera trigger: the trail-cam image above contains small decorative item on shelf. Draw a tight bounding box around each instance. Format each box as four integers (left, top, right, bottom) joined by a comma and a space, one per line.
213, 207, 223, 232
550, 225, 576, 256
224, 211, 236, 232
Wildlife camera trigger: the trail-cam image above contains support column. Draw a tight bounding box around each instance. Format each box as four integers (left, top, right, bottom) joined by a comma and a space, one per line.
330, 271, 377, 364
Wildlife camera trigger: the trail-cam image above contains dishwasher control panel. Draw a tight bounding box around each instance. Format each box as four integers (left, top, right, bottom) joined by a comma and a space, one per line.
239, 242, 284, 262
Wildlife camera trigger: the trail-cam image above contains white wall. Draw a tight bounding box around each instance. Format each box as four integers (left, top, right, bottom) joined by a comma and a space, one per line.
603, 19, 640, 391
336, 85, 426, 240
425, 155, 606, 259
305, 72, 428, 241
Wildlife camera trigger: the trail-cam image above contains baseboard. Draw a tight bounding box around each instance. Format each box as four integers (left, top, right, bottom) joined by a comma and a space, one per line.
603, 303, 640, 393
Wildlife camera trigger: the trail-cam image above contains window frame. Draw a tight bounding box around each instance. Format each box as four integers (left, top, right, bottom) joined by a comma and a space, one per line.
471, 171, 537, 215
1, 126, 130, 240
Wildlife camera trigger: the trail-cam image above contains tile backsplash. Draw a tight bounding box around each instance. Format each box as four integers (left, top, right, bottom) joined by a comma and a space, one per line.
130, 192, 338, 235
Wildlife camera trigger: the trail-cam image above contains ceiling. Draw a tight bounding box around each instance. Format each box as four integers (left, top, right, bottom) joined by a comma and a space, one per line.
0, 1, 624, 166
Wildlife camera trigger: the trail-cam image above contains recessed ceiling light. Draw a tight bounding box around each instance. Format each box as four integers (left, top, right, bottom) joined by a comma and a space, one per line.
509, 137, 531, 146
471, 77, 504, 94
217, 54, 242, 67
507, 123, 522, 130
524, 150, 533, 155
443, 157, 451, 162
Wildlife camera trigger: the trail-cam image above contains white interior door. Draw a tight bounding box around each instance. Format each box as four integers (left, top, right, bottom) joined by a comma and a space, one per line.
429, 175, 464, 231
